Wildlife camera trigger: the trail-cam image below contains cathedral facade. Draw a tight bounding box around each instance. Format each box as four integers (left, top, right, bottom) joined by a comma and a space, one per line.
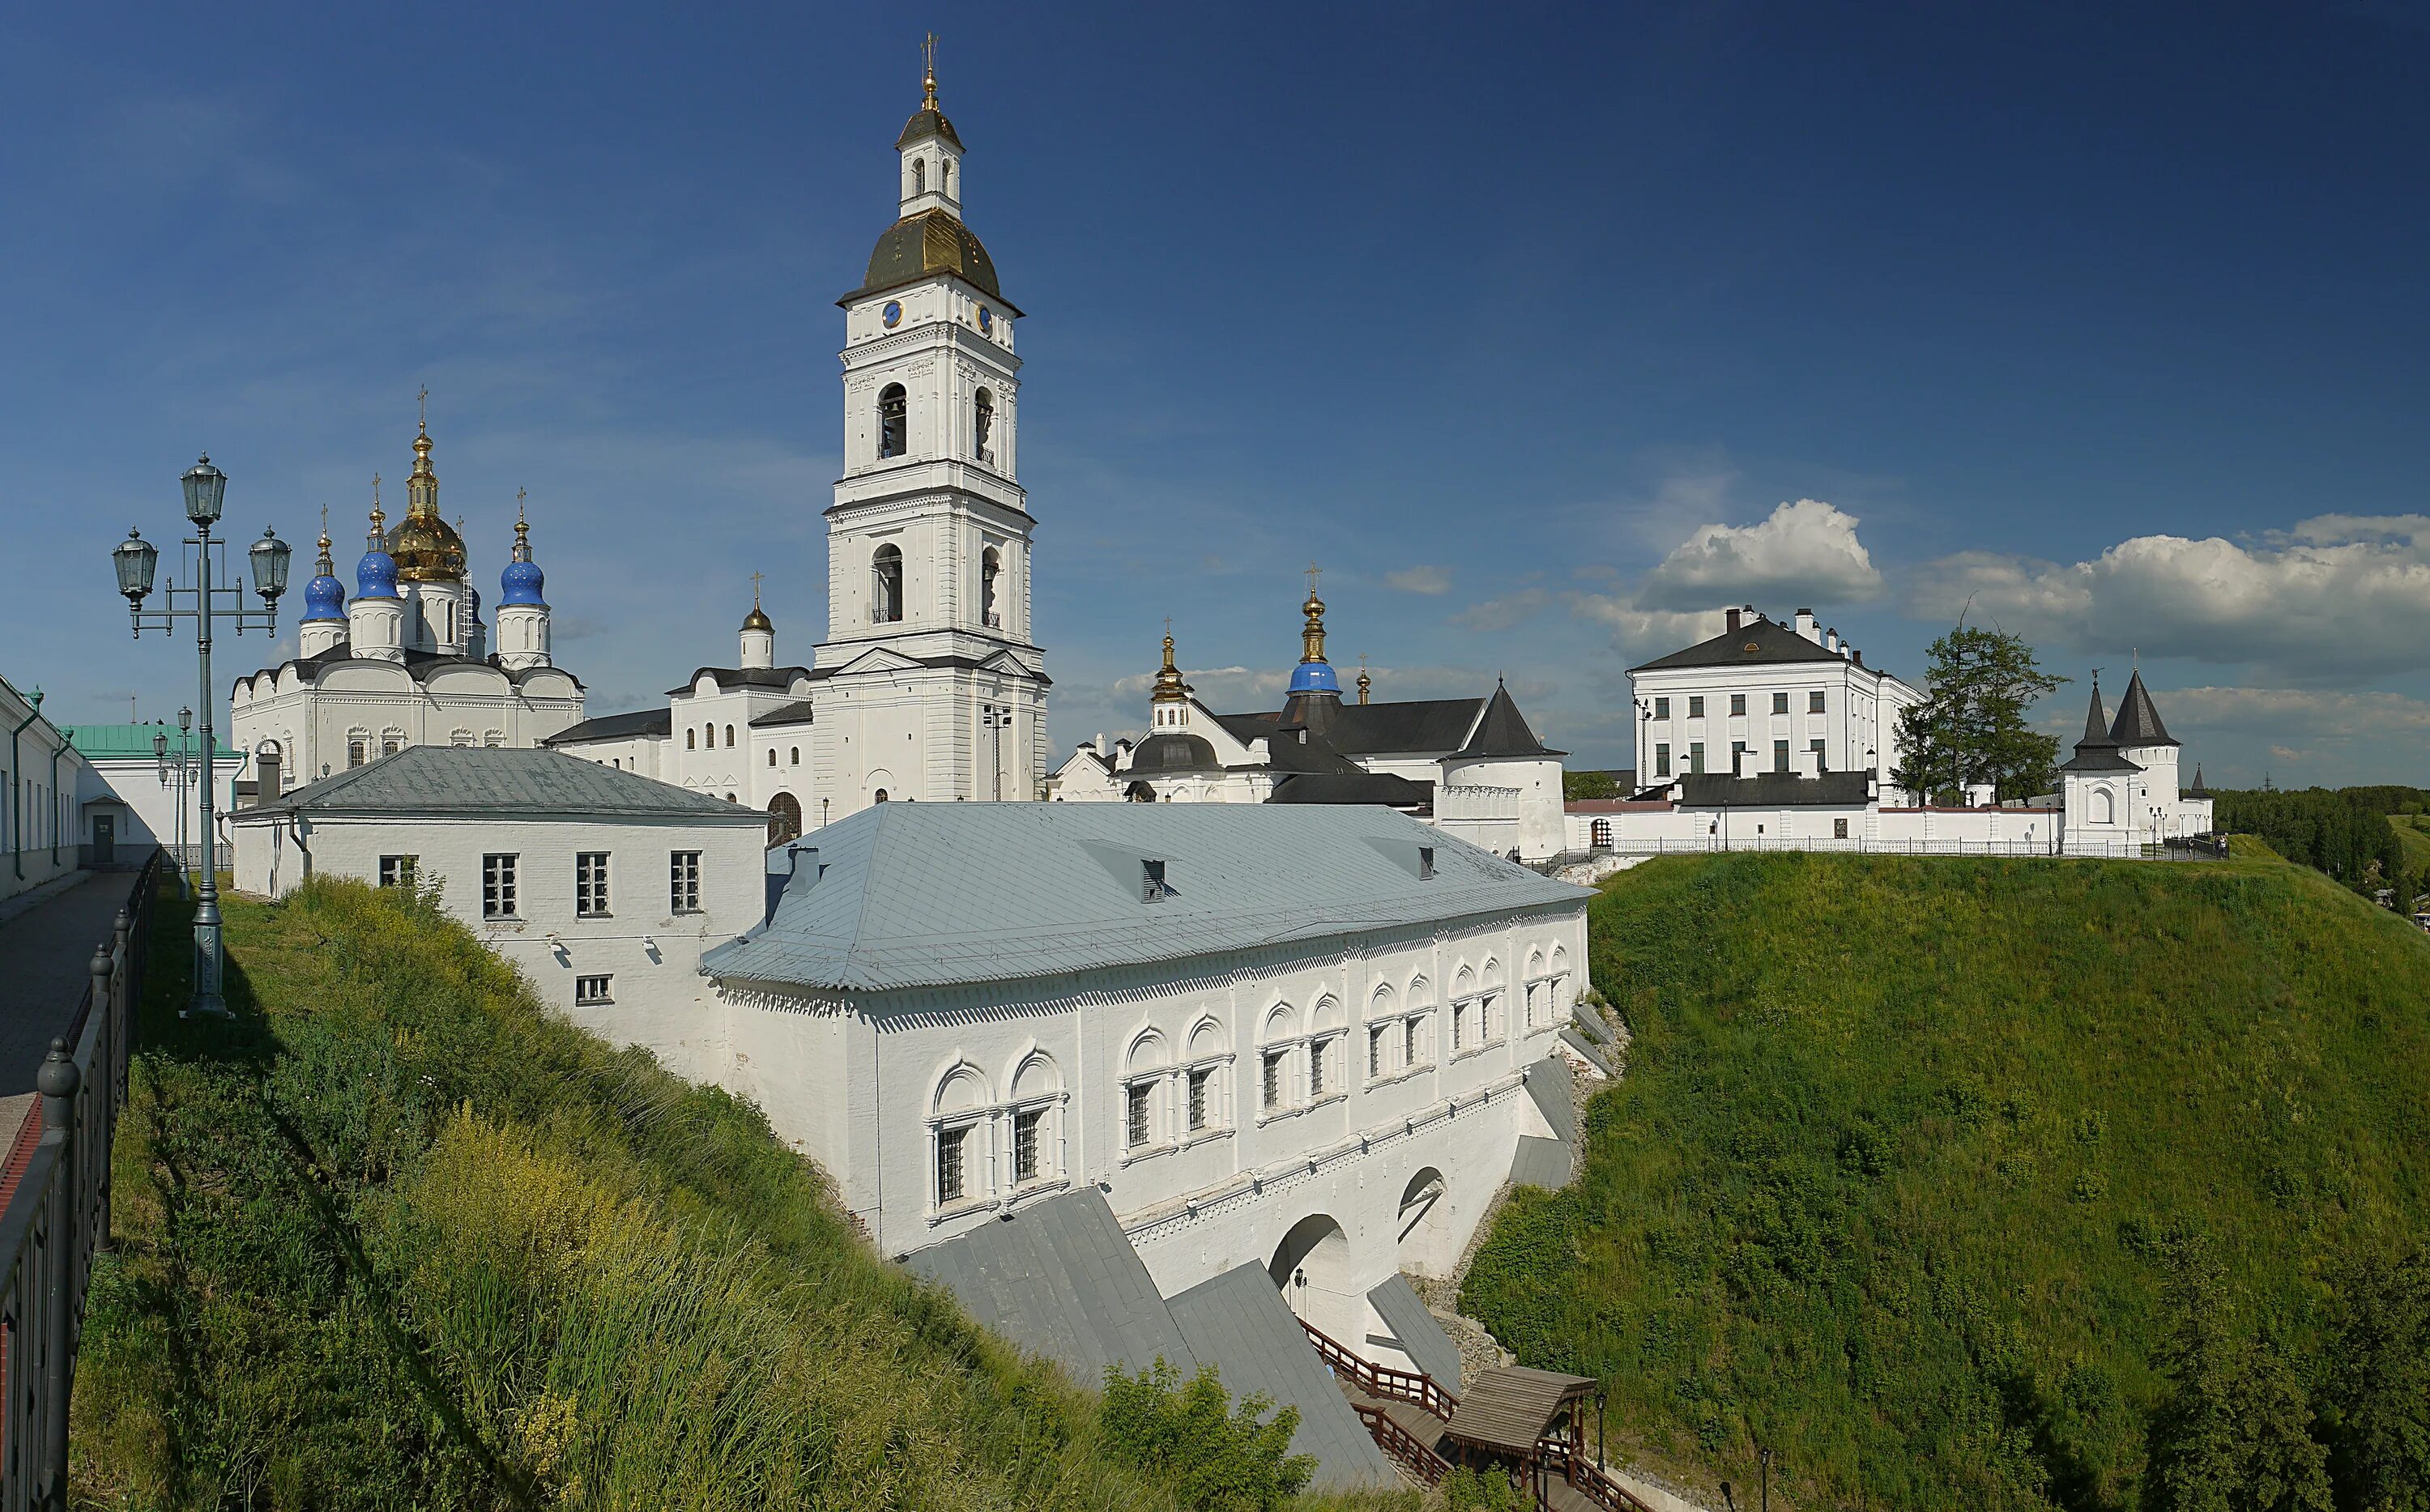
549, 63, 1047, 830
229, 419, 584, 790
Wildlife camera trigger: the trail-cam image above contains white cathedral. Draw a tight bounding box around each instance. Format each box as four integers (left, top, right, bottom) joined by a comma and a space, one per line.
546, 67, 1047, 833
230, 420, 586, 790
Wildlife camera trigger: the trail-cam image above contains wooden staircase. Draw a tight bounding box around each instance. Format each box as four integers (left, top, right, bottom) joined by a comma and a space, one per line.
1296, 1319, 1653, 1510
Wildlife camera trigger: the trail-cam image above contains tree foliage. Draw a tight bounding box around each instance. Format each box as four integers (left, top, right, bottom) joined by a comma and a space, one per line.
1099, 1360, 1315, 1512
2140, 1251, 2333, 1512
1891, 625, 2066, 803
2211, 786, 2428, 901
2318, 1249, 2430, 1512
1565, 769, 1622, 802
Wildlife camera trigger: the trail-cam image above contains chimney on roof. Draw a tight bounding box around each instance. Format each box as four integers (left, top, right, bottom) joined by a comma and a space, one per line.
1795, 608, 1818, 642
1825, 628, 1840, 653
1724, 607, 1742, 633
1852, 649, 1865, 667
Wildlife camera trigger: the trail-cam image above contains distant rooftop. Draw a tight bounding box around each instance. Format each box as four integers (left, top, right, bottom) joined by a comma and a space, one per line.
237, 745, 768, 823
68, 722, 241, 761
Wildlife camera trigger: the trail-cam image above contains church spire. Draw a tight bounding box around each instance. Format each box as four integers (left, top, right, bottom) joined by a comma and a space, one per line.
1151, 623, 1192, 705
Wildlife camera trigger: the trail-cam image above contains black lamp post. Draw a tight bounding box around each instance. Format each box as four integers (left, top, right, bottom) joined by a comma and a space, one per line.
113, 456, 290, 1016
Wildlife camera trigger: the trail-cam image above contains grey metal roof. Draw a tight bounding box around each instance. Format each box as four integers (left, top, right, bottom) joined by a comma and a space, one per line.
1454, 684, 1563, 759
748, 701, 817, 727
664, 665, 813, 696
1166, 1264, 1396, 1490
902, 1189, 1194, 1388
1523, 1058, 1576, 1145
706, 803, 1589, 995
1267, 772, 1433, 807
1675, 770, 1874, 808
544, 708, 672, 745
240, 746, 767, 823
1511, 1135, 1575, 1191
1366, 1276, 1464, 1388
1218, 697, 1484, 757
1627, 615, 1859, 675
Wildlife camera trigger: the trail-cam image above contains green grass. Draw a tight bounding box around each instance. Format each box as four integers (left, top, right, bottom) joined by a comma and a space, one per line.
1460, 850, 2430, 1512
75, 879, 1416, 1511
2389, 813, 2430, 880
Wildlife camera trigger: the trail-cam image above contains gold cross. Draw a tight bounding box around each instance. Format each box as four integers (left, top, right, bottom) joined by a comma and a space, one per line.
372, 472, 382, 505
1163, 615, 1173, 638
751, 569, 765, 606
516, 486, 527, 523
319, 502, 328, 535
417, 385, 428, 427
1306, 562, 1323, 595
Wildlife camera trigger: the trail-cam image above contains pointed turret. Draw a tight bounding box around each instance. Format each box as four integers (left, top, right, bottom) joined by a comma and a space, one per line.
347, 488, 407, 662
300, 514, 350, 658
2060, 676, 2137, 773
740, 575, 775, 670
2108, 670, 2178, 748
495, 498, 553, 672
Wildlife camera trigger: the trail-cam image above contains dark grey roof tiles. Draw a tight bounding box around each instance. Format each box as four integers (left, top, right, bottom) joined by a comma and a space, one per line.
545, 708, 673, 744
243, 746, 765, 822
2108, 671, 2177, 747
902, 1189, 1194, 1388
1266, 772, 1434, 807
1166, 1264, 1396, 1490
663, 665, 813, 696
748, 701, 817, 728
1365, 1276, 1465, 1389
1674, 770, 1874, 808
1627, 615, 1873, 676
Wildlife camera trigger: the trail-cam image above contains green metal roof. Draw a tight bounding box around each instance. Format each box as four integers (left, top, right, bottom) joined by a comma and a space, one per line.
707, 802, 1588, 995
67, 722, 241, 760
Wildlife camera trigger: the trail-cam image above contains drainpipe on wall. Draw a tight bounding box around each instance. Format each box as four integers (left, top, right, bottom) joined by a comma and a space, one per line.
48, 726, 70, 867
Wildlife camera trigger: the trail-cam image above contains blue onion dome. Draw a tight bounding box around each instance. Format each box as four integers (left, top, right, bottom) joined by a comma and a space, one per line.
500, 511, 546, 607
302, 526, 347, 622
355, 505, 400, 600
1288, 659, 1341, 695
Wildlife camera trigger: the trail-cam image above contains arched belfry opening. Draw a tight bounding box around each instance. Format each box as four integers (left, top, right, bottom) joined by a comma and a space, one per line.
878, 384, 908, 460
981, 545, 1001, 628
913, 158, 926, 195
872, 543, 904, 624
974, 388, 995, 464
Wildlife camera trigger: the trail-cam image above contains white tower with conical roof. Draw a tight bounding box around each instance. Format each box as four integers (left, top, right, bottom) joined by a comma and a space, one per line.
809, 45, 1047, 814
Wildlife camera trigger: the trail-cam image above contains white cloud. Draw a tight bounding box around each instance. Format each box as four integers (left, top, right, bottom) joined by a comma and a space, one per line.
1637, 499, 1886, 611
1910, 515, 2430, 681
2160, 685, 2430, 740
1109, 665, 1291, 706
1566, 597, 1727, 662
1451, 588, 1552, 632
1385, 565, 1452, 595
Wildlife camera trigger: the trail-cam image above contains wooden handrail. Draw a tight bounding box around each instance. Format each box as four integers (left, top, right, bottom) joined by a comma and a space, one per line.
1298, 1316, 1460, 1420
1536, 1441, 1656, 1512
1352, 1401, 1452, 1486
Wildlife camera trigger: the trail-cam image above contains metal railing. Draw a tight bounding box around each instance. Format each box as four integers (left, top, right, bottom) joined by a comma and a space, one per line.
0, 849, 158, 1510
1557, 833, 2228, 862
1298, 1317, 1461, 1420
1536, 1441, 1655, 1512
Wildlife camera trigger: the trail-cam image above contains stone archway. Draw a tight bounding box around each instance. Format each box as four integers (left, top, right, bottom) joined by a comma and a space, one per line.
1269, 1212, 1358, 1343
766, 791, 803, 846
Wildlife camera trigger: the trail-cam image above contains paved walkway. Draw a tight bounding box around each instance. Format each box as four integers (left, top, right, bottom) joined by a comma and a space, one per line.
0, 873, 137, 1096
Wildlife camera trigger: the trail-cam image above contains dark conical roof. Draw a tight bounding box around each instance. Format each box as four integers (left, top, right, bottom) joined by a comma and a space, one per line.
2077, 682, 2115, 747
2189, 765, 2208, 795
2108, 671, 2177, 747
1455, 682, 1563, 760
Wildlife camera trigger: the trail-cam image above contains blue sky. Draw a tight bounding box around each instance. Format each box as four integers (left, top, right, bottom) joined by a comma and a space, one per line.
6, 2, 2428, 786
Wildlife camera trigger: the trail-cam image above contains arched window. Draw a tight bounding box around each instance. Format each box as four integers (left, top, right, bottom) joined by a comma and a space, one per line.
1008, 1051, 1063, 1186
931, 1063, 991, 1208
1591, 817, 1614, 849
874, 788, 889, 803
2093, 789, 2115, 824
940, 158, 951, 197
877, 384, 908, 459
686, 728, 696, 750
872, 543, 905, 624
766, 749, 776, 767
1123, 1032, 1166, 1152
913, 158, 926, 195
767, 792, 803, 845
981, 546, 1001, 628
789, 747, 799, 765
725, 724, 735, 747
974, 388, 995, 464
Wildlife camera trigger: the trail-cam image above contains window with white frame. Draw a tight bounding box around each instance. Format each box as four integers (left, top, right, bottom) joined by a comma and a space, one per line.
1309, 1036, 1331, 1099
936, 1126, 969, 1204
483, 854, 518, 918
347, 731, 368, 769
1013, 1108, 1044, 1184
1262, 1050, 1285, 1111
576, 852, 610, 917
380, 729, 403, 756
377, 855, 417, 888
1187, 1067, 1213, 1132
669, 850, 701, 914
574, 974, 612, 1005
1126, 1081, 1152, 1148
1368, 1024, 1387, 1079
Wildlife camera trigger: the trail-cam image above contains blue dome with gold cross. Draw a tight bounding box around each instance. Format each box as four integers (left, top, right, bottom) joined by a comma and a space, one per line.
302, 526, 346, 623
355, 505, 399, 601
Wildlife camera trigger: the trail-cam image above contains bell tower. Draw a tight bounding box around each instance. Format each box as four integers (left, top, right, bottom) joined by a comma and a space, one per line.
810, 43, 1047, 816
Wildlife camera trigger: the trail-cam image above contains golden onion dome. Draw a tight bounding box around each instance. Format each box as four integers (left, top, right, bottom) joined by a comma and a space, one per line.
386, 511, 467, 583
742, 604, 774, 632
847, 209, 1017, 310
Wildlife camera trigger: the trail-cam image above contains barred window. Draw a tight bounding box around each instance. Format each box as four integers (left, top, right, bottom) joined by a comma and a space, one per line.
1013, 1109, 1043, 1184
1187, 1067, 1212, 1131
577, 852, 610, 917
574, 974, 612, 1006
377, 855, 416, 888
1405, 1016, 1422, 1067
1262, 1050, 1285, 1111
670, 850, 701, 914
1309, 1037, 1329, 1098
483, 854, 518, 918
1369, 1025, 1386, 1078
1453, 1001, 1468, 1050
1126, 1082, 1152, 1148
936, 1126, 967, 1204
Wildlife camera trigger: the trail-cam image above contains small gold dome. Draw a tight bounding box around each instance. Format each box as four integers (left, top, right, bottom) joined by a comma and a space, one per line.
742, 605, 774, 633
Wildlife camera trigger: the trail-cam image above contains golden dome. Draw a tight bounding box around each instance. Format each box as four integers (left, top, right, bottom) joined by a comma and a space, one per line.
742, 605, 774, 633
387, 511, 467, 583
1151, 631, 1192, 705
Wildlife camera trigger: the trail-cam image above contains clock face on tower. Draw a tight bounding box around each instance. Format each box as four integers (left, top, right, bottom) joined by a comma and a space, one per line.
977, 305, 993, 334
882, 300, 902, 329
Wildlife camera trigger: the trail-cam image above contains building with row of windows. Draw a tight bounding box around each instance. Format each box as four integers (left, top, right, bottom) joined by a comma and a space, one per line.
229, 747, 767, 1029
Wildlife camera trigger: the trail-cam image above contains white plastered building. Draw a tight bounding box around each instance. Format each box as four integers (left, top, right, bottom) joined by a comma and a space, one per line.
693, 803, 1589, 1364
1051, 594, 1569, 862
2058, 671, 2215, 850
229, 422, 583, 793
230, 746, 767, 1029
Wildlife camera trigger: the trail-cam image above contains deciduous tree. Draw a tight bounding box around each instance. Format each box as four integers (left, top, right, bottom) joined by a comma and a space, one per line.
1892, 625, 2065, 803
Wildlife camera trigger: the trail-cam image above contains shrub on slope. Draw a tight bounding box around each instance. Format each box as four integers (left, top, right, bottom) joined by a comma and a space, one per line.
77, 880, 1396, 1511
1460, 851, 2430, 1512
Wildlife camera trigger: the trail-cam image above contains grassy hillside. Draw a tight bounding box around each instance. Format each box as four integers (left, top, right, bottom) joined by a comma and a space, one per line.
1461, 850, 2430, 1511
79, 880, 1412, 1511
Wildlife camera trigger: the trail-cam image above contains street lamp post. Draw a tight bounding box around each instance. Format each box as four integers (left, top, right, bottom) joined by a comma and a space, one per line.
113, 456, 290, 1017
154, 708, 199, 896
